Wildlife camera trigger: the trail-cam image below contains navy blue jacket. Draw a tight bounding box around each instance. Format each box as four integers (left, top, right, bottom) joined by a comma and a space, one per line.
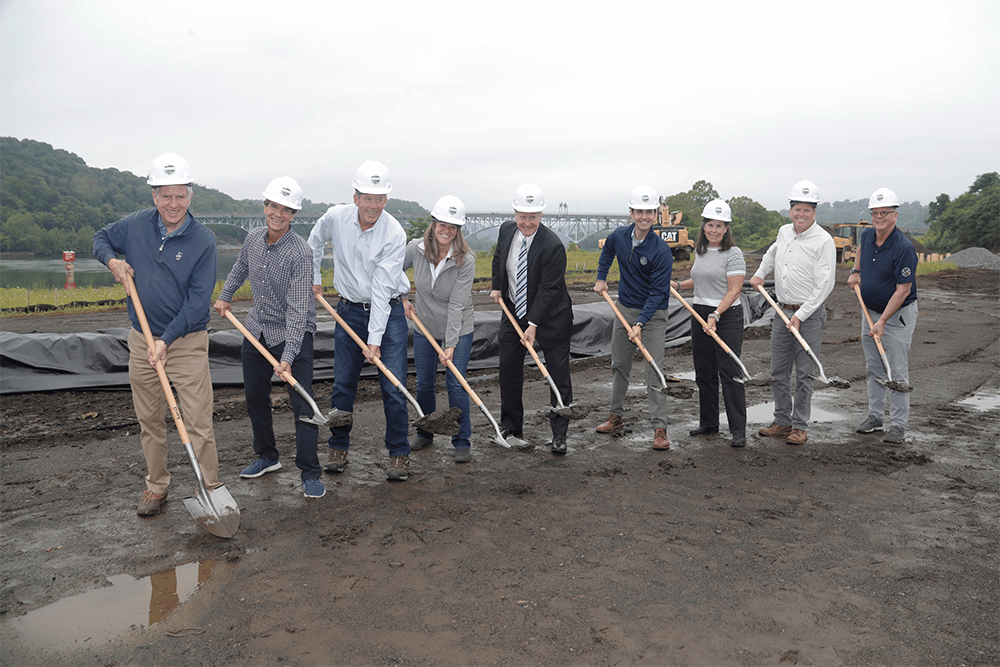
597, 224, 672, 325
93, 208, 217, 346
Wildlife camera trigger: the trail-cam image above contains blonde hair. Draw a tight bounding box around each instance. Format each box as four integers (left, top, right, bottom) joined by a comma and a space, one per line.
422, 218, 470, 267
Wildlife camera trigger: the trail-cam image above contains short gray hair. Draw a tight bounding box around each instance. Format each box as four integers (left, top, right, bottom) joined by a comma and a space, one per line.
152, 185, 193, 196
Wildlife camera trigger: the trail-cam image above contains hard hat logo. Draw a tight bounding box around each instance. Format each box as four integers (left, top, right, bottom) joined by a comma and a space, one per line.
448, 206, 458, 216
371, 175, 381, 185
525, 195, 535, 204
164, 165, 176, 175
876, 194, 884, 202
714, 206, 723, 214
641, 195, 650, 203
281, 187, 291, 197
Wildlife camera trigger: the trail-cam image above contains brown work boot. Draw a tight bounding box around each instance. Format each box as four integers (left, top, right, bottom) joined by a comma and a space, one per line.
596, 412, 625, 435
137, 489, 167, 517
387, 455, 410, 481
324, 448, 348, 474
786, 429, 808, 446
758, 422, 793, 438
652, 428, 670, 450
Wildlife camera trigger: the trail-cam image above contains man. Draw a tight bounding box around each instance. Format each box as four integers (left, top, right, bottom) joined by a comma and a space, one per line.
307, 161, 412, 481
593, 185, 673, 450
848, 187, 918, 444
92, 152, 221, 516
750, 180, 836, 446
490, 183, 573, 454
214, 177, 324, 498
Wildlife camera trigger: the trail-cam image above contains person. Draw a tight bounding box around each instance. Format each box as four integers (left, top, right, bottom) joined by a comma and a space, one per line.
672, 199, 747, 447
213, 177, 324, 498
92, 152, 221, 516
490, 183, 573, 454
848, 187, 918, 444
307, 161, 413, 481
750, 180, 836, 446
593, 185, 673, 450
402, 195, 476, 463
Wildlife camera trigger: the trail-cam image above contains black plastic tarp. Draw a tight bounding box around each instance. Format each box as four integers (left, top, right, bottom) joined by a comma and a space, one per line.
1, 294, 772, 394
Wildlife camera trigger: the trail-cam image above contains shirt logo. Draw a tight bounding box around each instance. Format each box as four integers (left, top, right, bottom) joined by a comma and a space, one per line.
639, 256, 648, 266
175, 252, 183, 261
901, 267, 911, 277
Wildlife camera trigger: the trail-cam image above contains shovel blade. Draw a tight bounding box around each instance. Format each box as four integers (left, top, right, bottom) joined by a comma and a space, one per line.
299, 413, 328, 426
183, 484, 240, 539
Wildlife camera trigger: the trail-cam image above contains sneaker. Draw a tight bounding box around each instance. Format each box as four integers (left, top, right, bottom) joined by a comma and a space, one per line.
137, 489, 167, 517
411, 431, 433, 451
596, 412, 625, 435
786, 429, 808, 446
652, 428, 670, 450
856, 415, 884, 433
387, 455, 410, 481
324, 449, 348, 474
759, 422, 793, 438
303, 479, 326, 498
454, 448, 471, 463
882, 426, 905, 444
240, 457, 281, 479
551, 434, 567, 455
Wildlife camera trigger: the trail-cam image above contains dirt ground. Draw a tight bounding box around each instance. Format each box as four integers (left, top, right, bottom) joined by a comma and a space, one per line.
1, 264, 998, 667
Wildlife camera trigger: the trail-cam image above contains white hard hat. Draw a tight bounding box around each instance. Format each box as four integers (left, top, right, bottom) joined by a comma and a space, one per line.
628, 185, 659, 210
352, 160, 393, 195
512, 183, 545, 212
701, 199, 732, 223
262, 177, 303, 211
147, 152, 193, 186
789, 180, 820, 204
868, 187, 899, 209
430, 195, 466, 226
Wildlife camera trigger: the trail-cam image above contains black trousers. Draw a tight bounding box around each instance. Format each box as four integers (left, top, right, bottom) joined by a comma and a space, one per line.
691, 304, 747, 436
498, 316, 572, 438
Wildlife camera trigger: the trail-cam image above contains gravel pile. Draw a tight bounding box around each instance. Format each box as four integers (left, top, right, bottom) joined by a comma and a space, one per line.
946, 247, 1000, 271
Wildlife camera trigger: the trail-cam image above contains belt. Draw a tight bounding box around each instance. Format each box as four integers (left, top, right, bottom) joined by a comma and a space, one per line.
340, 297, 402, 311
778, 302, 801, 311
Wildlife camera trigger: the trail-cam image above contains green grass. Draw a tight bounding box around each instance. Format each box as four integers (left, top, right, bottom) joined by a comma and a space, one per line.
915, 261, 957, 276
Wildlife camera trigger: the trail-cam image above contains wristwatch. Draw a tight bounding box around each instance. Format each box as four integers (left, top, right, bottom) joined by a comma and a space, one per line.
850, 267, 861, 275
635, 322, 644, 329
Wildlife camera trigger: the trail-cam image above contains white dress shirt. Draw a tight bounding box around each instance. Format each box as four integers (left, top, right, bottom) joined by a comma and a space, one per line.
753, 221, 836, 322
505, 229, 538, 325
307, 204, 410, 347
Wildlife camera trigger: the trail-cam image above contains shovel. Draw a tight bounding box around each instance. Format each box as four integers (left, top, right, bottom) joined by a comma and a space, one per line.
670, 287, 753, 383
315, 293, 462, 435
756, 285, 851, 389
222, 310, 329, 426
409, 311, 527, 449
125, 275, 239, 539
497, 298, 586, 419
599, 290, 669, 393
852, 284, 913, 393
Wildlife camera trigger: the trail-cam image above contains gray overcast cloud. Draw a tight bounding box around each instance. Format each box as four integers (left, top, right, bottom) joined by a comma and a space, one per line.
1, 0, 997, 213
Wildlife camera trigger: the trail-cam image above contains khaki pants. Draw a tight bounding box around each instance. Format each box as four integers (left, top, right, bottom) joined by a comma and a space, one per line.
128, 328, 219, 493
609, 302, 670, 429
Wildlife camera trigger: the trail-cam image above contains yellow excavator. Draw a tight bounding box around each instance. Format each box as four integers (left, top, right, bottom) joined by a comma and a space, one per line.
825, 220, 872, 264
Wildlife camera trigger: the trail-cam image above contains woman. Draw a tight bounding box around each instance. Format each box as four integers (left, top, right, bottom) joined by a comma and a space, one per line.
402, 195, 476, 462
671, 199, 747, 447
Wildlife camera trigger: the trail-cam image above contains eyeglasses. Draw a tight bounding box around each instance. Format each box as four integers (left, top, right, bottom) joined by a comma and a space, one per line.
871, 210, 897, 219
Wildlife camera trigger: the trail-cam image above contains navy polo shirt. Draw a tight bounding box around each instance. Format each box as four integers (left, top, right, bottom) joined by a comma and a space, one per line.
858, 226, 917, 312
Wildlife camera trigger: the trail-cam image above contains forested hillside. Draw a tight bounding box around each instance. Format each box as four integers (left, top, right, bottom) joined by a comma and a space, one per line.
780, 198, 930, 229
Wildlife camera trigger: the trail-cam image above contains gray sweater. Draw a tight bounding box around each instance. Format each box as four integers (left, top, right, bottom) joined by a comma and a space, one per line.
403, 239, 476, 348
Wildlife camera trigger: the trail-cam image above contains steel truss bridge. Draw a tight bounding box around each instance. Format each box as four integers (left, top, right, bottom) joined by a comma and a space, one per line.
198, 213, 634, 245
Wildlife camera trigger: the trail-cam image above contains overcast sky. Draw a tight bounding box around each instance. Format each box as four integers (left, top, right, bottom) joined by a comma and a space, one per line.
2, 0, 997, 214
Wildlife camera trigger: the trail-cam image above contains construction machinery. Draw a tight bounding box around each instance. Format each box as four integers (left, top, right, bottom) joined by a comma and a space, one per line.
652, 198, 695, 261
825, 220, 872, 264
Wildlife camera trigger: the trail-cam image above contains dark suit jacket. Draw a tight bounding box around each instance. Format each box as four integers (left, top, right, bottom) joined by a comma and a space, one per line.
491, 220, 573, 340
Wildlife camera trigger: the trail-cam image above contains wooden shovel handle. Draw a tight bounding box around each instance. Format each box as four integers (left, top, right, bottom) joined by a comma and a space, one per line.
852, 284, 888, 355
669, 286, 738, 356
409, 311, 483, 407
599, 290, 656, 364
222, 310, 298, 387
125, 274, 191, 444
754, 284, 814, 352
496, 298, 553, 380
314, 293, 402, 387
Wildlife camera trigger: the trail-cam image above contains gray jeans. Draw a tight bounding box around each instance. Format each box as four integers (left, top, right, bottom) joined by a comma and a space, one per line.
862, 301, 917, 427
609, 302, 669, 429
770, 305, 826, 430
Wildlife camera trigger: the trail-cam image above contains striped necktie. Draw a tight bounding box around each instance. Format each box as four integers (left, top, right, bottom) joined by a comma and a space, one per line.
515, 236, 527, 318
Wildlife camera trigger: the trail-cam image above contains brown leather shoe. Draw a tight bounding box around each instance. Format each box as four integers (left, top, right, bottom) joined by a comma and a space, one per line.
786, 429, 808, 446
652, 428, 670, 450
596, 412, 625, 435
758, 422, 793, 438
324, 448, 348, 474
137, 490, 167, 517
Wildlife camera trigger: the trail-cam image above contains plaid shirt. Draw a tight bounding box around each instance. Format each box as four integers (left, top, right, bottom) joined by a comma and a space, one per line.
219, 227, 316, 365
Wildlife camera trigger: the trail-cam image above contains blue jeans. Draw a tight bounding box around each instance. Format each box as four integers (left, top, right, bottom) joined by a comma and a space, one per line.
413, 331, 473, 450
328, 300, 410, 457
242, 333, 320, 481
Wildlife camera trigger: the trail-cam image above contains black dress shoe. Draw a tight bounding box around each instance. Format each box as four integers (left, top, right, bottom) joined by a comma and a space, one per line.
501, 428, 523, 440
689, 425, 719, 436
551, 434, 567, 455
730, 432, 747, 448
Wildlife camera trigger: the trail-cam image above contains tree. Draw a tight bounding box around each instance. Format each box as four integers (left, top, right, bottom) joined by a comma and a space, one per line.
922, 172, 1000, 253
406, 216, 431, 243
688, 180, 719, 211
